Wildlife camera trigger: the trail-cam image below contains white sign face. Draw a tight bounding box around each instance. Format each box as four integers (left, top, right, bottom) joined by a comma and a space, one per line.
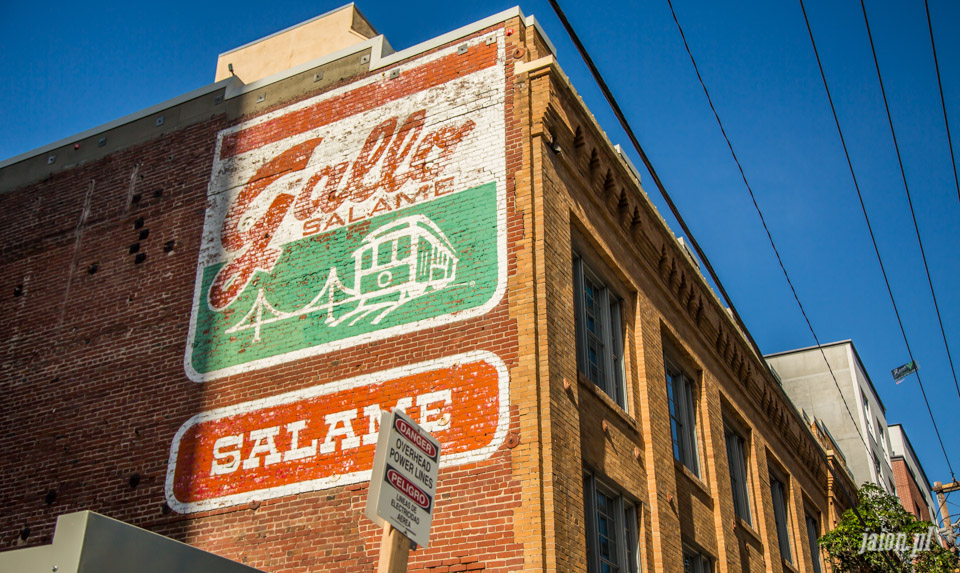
366, 408, 441, 548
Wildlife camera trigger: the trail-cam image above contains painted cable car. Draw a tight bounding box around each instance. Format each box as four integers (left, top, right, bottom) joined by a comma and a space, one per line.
351, 215, 458, 306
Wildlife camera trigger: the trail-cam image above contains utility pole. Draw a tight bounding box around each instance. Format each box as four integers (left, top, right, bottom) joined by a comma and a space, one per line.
933, 480, 960, 548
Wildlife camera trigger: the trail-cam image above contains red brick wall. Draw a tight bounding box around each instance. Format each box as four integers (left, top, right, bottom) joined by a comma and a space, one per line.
0, 19, 535, 573
891, 458, 932, 523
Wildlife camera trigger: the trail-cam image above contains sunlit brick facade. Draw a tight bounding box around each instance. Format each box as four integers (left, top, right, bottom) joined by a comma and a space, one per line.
0, 6, 842, 572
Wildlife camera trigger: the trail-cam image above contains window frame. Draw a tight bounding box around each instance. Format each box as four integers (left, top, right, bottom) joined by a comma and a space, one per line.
861, 390, 874, 436
665, 359, 701, 478
584, 473, 640, 573
682, 545, 713, 573
724, 423, 753, 527
573, 255, 627, 410
768, 467, 794, 566
804, 511, 823, 573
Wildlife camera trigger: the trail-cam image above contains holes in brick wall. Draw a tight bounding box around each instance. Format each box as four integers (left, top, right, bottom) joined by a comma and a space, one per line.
573, 125, 584, 149
13, 284, 23, 297
134, 253, 147, 265
44, 490, 57, 505
161, 502, 172, 515
153, 189, 163, 198
87, 263, 99, 274
129, 243, 140, 254
19, 527, 30, 541
138, 229, 149, 241
134, 217, 144, 229
163, 240, 176, 254
131, 194, 142, 205
129, 473, 140, 489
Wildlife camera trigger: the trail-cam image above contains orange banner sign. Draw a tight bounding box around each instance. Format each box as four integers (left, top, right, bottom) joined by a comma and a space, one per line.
165, 352, 508, 513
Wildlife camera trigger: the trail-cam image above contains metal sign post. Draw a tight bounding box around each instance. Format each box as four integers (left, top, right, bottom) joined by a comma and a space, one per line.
366, 409, 441, 572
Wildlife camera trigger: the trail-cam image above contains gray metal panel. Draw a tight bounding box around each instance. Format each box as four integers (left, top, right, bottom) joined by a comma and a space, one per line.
0, 511, 264, 573
77, 513, 263, 573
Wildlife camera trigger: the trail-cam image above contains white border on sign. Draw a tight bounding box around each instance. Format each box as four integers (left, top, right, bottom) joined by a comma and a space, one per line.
165, 350, 510, 514
184, 31, 508, 382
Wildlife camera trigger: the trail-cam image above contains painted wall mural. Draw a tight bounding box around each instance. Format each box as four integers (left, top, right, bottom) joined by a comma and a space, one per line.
185, 34, 507, 381
166, 352, 509, 513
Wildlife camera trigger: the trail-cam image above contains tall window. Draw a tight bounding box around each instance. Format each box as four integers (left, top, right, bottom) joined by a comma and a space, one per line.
805, 513, 823, 573
584, 474, 639, 573
574, 256, 626, 409
683, 547, 712, 573
666, 361, 699, 477
724, 426, 752, 526
769, 471, 793, 565
862, 391, 873, 436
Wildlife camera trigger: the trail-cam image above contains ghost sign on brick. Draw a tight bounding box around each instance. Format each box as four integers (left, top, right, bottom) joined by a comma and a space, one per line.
165, 352, 508, 513
365, 408, 441, 548
184, 32, 507, 381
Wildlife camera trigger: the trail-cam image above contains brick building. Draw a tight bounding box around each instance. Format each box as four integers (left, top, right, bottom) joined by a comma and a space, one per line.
888, 424, 939, 526
1, 6, 841, 572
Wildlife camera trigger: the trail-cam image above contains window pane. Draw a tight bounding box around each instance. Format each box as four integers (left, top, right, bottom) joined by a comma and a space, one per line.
667, 374, 683, 462
596, 490, 620, 572
681, 378, 699, 476
573, 259, 627, 408
667, 366, 699, 476
683, 549, 711, 573
609, 301, 625, 406
806, 514, 822, 573
725, 430, 751, 525
586, 478, 640, 573
624, 504, 638, 573
771, 475, 792, 564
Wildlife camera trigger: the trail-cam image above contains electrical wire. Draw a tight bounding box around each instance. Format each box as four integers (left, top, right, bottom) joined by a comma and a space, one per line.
791, 0, 957, 482
857, 0, 956, 479
542, 0, 773, 374
922, 0, 960, 405
923, 0, 960, 214
544, 2, 905, 568
661, 0, 876, 467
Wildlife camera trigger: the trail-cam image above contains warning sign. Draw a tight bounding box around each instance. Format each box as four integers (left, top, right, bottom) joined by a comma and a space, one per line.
366, 409, 441, 548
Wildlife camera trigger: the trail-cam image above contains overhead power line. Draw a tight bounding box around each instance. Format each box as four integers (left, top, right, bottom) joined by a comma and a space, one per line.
923, 0, 960, 212
543, 4, 904, 569
542, 0, 772, 372
659, 0, 894, 483
857, 0, 957, 478
793, 0, 955, 479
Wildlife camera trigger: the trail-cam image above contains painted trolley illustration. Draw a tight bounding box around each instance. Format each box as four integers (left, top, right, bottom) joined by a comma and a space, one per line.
226, 215, 460, 342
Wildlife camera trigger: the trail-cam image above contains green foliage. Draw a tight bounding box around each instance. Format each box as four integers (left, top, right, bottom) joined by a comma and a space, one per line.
819, 484, 958, 572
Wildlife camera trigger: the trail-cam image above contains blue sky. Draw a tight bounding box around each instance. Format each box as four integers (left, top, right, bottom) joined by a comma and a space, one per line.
2, 0, 958, 515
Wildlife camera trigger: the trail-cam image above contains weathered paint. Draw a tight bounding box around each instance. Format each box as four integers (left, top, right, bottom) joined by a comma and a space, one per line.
185, 33, 507, 381
166, 351, 509, 513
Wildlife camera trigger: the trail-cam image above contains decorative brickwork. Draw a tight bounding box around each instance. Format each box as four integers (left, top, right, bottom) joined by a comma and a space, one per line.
0, 10, 837, 573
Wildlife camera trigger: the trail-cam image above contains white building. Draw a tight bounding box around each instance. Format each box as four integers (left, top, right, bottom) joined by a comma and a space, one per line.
766, 340, 896, 492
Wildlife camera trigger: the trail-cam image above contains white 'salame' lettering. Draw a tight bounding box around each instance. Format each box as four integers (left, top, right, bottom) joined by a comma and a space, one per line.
210, 391, 451, 476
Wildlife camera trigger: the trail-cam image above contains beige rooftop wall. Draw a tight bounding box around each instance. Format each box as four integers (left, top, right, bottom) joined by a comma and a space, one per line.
214, 3, 378, 84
